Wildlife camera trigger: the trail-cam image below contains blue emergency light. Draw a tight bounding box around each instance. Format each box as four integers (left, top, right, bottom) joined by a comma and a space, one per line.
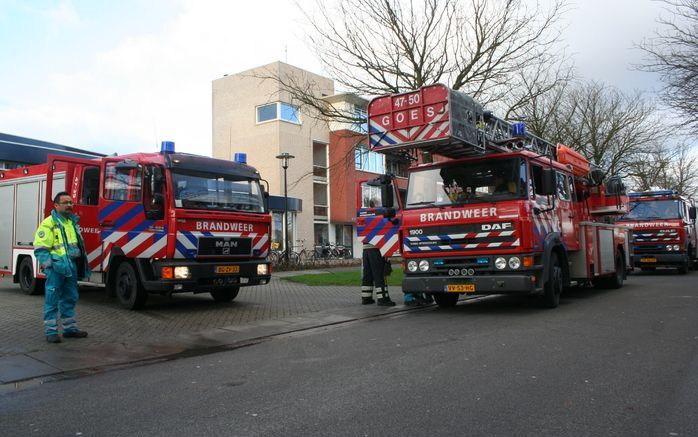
511, 122, 526, 137
629, 190, 677, 198
161, 141, 175, 153
234, 152, 247, 164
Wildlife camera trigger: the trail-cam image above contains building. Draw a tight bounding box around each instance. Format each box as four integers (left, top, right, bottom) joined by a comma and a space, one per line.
212, 62, 408, 256
0, 132, 104, 169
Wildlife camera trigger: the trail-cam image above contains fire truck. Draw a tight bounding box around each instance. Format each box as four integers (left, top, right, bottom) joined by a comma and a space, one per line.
0, 142, 272, 309
357, 84, 631, 308
617, 190, 697, 273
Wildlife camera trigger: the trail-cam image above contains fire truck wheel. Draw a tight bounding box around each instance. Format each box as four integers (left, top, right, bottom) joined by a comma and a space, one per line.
541, 253, 562, 308
433, 293, 459, 308
677, 259, 689, 275
18, 257, 44, 295
210, 287, 240, 303
114, 262, 147, 310
595, 252, 625, 289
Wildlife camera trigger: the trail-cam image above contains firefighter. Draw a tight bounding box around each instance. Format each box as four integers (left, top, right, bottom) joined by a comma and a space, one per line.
361, 242, 396, 306
33, 192, 90, 343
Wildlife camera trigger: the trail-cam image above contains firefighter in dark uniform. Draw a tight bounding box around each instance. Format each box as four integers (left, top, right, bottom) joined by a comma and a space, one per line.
361, 242, 395, 306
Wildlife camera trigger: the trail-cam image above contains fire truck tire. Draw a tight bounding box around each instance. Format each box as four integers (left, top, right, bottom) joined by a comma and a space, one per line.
595, 252, 624, 289
541, 253, 562, 308
18, 257, 44, 295
114, 261, 147, 310
210, 287, 240, 303
677, 258, 689, 275
433, 293, 459, 308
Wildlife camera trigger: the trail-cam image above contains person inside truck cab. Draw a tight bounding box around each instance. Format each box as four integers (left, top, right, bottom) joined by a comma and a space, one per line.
493, 174, 516, 194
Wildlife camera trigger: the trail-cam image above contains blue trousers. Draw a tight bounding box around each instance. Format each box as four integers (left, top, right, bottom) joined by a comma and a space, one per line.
43, 269, 80, 336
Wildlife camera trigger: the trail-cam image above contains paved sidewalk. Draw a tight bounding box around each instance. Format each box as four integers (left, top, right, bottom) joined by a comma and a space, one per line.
0, 267, 418, 385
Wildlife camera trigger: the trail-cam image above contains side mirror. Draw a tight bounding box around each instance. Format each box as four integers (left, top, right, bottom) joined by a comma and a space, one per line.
381, 184, 394, 208
541, 169, 556, 196
380, 207, 397, 219
690, 206, 696, 220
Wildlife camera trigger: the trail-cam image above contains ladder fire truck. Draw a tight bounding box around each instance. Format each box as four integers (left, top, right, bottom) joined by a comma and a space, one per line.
0, 142, 272, 309
618, 190, 697, 273
357, 84, 631, 308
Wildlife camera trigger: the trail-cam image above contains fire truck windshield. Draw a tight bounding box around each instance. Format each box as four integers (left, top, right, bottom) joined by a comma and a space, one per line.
406, 158, 526, 208
621, 200, 681, 220
171, 170, 265, 213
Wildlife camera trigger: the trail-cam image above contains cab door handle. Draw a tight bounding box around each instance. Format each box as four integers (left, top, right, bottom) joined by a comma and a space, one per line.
99, 221, 114, 227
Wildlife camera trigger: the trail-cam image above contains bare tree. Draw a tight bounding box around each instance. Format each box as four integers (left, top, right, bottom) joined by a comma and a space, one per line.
306, 0, 567, 98
627, 142, 698, 197
514, 80, 670, 178
638, 0, 698, 134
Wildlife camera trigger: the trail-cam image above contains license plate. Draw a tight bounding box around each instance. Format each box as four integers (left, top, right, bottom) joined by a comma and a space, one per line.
640, 257, 657, 263
446, 284, 476, 293
215, 265, 240, 274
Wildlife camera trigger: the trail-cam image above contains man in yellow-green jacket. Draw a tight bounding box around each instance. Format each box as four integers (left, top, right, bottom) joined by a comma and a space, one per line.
33, 191, 90, 343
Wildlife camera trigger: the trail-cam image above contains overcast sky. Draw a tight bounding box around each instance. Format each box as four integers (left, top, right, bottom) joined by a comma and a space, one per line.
0, 0, 668, 157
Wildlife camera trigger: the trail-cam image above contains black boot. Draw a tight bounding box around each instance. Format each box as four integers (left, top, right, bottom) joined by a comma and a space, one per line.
361, 297, 376, 305
377, 297, 396, 306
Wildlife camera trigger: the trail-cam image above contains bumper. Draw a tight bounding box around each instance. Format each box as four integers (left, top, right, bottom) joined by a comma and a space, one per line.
141, 259, 271, 293
402, 273, 541, 295
632, 253, 687, 267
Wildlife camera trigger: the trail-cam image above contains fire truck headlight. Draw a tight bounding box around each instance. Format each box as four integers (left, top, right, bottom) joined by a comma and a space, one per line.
508, 257, 521, 269
407, 261, 418, 272
174, 266, 191, 279
418, 260, 430, 272
257, 264, 268, 275
666, 245, 673, 251
495, 257, 507, 270
673, 244, 680, 251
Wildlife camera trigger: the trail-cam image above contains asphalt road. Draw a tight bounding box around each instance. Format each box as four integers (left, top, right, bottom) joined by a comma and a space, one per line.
1, 270, 697, 437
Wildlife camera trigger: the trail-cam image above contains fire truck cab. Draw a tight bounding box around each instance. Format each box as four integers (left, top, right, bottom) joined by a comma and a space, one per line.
365, 84, 632, 308
618, 190, 697, 273
0, 143, 272, 309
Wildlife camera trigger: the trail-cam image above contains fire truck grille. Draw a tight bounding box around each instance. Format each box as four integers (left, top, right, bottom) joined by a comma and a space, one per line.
632, 230, 678, 243
633, 245, 674, 254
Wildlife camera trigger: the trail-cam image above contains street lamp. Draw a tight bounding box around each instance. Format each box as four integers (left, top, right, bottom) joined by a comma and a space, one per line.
275, 152, 295, 264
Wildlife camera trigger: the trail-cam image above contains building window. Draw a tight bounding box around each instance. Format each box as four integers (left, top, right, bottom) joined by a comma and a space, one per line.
256, 102, 301, 124
280, 102, 300, 123
335, 224, 353, 246
355, 144, 385, 174
351, 106, 367, 133
314, 223, 329, 246
256, 103, 277, 123
313, 142, 328, 182
313, 183, 328, 220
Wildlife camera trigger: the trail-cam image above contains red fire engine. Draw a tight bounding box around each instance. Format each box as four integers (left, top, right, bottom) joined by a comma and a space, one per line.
617, 190, 697, 273
357, 84, 631, 308
0, 142, 271, 309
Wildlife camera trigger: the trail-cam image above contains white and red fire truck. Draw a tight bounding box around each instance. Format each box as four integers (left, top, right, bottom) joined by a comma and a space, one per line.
0, 142, 271, 309
618, 190, 697, 273
357, 84, 632, 308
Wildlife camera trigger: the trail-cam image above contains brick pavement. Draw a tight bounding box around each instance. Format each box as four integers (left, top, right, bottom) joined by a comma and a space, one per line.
0, 272, 403, 357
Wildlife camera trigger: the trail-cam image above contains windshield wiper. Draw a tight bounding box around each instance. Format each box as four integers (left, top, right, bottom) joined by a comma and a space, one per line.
407, 201, 438, 207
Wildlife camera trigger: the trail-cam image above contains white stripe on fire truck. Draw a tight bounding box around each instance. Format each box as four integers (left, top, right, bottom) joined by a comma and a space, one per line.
138, 236, 167, 258
121, 232, 152, 254
405, 230, 516, 242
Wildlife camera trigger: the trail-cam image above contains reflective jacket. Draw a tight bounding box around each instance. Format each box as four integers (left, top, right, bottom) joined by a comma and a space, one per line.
33, 210, 90, 279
